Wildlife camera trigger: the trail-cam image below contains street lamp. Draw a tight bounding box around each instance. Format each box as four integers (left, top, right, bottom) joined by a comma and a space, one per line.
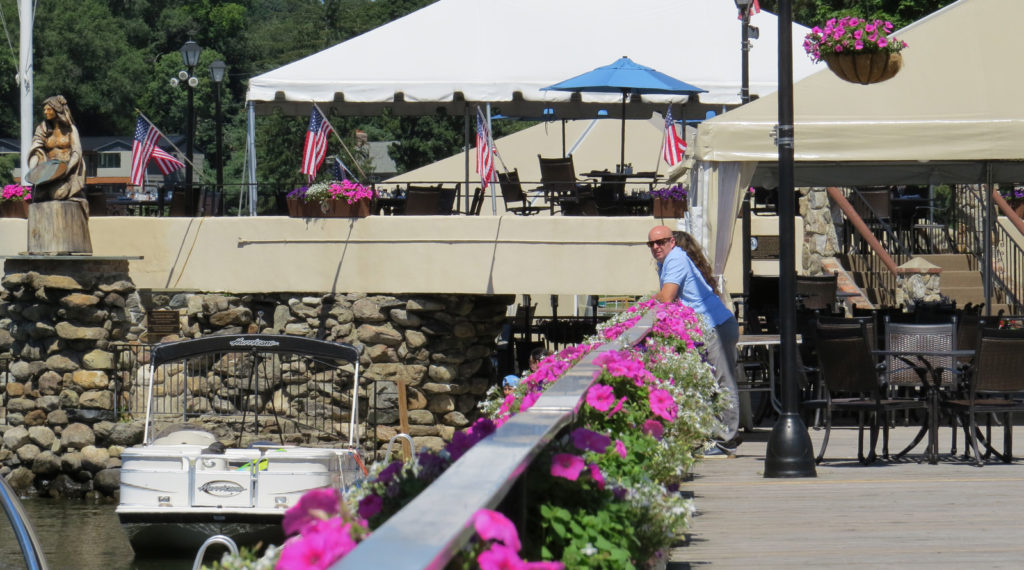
210, 60, 226, 201
763, 0, 817, 478
735, 0, 759, 323
174, 40, 202, 214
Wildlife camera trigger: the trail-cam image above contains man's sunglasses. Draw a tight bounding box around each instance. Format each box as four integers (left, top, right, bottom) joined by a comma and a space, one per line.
647, 237, 673, 248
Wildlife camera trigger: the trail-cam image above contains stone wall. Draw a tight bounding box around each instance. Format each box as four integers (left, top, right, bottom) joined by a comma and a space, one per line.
0, 258, 513, 498
799, 187, 842, 275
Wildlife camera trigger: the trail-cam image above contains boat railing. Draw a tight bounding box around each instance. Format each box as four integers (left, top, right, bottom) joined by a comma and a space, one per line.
333, 309, 655, 569
110, 335, 363, 449
0, 475, 48, 570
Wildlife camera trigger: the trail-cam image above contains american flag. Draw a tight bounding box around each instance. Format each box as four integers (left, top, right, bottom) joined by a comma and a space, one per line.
129, 116, 161, 186
151, 147, 184, 176
301, 107, 334, 181
475, 107, 494, 189
738, 0, 760, 19
661, 107, 686, 166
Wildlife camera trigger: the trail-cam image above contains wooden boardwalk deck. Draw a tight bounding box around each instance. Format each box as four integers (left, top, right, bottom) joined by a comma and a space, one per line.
671, 424, 1024, 569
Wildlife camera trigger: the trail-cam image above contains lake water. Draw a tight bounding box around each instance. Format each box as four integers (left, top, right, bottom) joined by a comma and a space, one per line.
0, 498, 227, 570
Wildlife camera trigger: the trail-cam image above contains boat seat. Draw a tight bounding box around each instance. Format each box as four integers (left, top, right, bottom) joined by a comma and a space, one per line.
152, 428, 218, 446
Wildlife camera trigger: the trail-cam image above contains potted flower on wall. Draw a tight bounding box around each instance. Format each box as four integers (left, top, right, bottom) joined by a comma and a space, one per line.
1, 184, 31, 218
650, 184, 687, 219
286, 179, 376, 218
803, 16, 908, 85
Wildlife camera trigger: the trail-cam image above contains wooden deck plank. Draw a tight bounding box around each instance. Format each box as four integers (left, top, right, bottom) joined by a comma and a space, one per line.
671, 425, 1024, 569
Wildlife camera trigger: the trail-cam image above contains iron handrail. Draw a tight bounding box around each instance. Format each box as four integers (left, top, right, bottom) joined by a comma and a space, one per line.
333, 309, 656, 569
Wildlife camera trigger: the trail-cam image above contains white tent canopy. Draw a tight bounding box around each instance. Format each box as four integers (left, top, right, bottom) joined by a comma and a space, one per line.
246, 0, 815, 118
690, 0, 1024, 303
694, 0, 1024, 187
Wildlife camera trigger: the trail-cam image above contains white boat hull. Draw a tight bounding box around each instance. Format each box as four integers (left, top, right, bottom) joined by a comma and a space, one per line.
117, 435, 365, 555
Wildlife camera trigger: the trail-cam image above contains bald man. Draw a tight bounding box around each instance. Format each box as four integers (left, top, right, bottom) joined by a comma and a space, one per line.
647, 225, 741, 457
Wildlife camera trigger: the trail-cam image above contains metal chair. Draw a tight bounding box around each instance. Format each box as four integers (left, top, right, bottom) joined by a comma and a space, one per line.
496, 169, 545, 215
942, 326, 1024, 465
403, 184, 453, 215
537, 155, 596, 215
801, 320, 927, 464
795, 272, 838, 312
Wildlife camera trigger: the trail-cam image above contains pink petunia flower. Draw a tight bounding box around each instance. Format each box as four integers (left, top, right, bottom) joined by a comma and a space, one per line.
472, 509, 522, 551
550, 453, 586, 481
648, 389, 678, 422
607, 395, 627, 417
588, 463, 605, 489
585, 384, 615, 412
571, 428, 612, 454
642, 419, 665, 440
520, 390, 541, 412
276, 518, 359, 570
282, 487, 341, 536
477, 543, 525, 570
615, 439, 627, 458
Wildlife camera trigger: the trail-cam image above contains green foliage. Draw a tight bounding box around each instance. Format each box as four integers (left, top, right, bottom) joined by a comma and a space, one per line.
760, 0, 958, 29
0, 154, 17, 185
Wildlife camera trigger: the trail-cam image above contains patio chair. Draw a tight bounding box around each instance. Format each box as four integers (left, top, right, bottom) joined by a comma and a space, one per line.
942, 326, 1024, 465
496, 169, 545, 216
795, 272, 838, 312
403, 184, 450, 215
537, 155, 596, 216
801, 320, 927, 464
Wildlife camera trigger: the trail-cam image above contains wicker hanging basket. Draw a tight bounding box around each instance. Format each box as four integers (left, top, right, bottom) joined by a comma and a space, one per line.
823, 51, 902, 85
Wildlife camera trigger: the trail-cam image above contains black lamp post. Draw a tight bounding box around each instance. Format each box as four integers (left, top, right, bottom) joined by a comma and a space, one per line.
178, 40, 202, 214
736, 0, 760, 308
210, 60, 226, 199
763, 0, 816, 478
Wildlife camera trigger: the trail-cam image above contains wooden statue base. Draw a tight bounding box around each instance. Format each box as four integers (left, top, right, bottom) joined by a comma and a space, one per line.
27, 201, 93, 255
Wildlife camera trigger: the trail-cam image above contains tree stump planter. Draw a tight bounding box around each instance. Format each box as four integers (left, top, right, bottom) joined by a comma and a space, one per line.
0, 200, 30, 218
28, 201, 93, 254
823, 51, 902, 85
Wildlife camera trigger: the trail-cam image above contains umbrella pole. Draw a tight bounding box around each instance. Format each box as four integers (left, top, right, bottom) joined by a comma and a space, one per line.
620, 91, 627, 172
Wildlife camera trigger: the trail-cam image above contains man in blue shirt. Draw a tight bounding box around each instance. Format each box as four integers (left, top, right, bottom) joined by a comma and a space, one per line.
648, 225, 741, 457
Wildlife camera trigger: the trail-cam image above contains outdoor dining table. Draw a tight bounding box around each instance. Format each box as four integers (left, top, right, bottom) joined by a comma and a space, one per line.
736, 334, 803, 429
872, 349, 975, 464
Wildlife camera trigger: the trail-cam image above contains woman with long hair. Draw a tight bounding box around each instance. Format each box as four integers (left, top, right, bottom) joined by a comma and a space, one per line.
27, 95, 87, 212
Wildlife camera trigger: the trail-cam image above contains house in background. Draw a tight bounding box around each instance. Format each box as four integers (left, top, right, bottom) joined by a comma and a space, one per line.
0, 136, 203, 200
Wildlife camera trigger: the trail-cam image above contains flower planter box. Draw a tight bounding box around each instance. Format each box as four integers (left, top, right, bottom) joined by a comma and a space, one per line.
652, 197, 687, 218
286, 197, 370, 218
0, 200, 30, 218
823, 51, 902, 85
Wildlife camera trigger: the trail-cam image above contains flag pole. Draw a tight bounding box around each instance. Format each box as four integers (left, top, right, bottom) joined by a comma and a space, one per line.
313, 103, 366, 182
485, 104, 499, 214
135, 110, 215, 184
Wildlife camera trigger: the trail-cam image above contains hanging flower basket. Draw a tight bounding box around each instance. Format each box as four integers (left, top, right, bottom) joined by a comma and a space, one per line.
823, 51, 902, 85
804, 17, 907, 85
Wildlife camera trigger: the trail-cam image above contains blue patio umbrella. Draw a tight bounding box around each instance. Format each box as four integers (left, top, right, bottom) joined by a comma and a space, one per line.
542, 56, 705, 170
